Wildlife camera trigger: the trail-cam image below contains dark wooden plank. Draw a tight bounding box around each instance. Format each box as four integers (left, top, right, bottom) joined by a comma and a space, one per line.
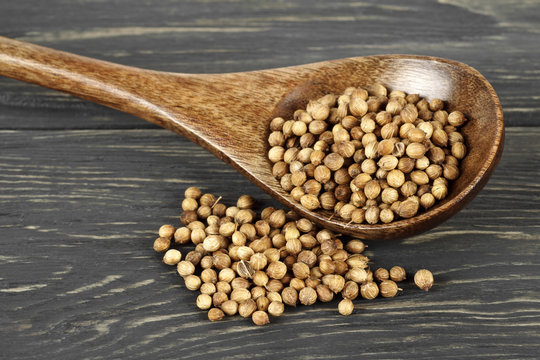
1, 128, 538, 359
1, 0, 539, 129
1, 0, 539, 357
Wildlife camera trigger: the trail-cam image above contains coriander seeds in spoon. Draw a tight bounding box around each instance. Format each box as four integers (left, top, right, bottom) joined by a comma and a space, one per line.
0, 36, 504, 238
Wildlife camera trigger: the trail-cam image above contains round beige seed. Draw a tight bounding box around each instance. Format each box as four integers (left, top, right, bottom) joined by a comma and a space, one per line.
177, 260, 195, 277
208, 308, 224, 322
252, 310, 270, 326
300, 193, 321, 210
338, 298, 354, 316
163, 249, 182, 265
196, 294, 213, 310
414, 269, 434, 291
268, 301, 285, 317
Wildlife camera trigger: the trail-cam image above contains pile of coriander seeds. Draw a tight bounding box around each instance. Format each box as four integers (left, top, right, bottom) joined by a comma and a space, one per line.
267, 84, 468, 224
153, 187, 434, 326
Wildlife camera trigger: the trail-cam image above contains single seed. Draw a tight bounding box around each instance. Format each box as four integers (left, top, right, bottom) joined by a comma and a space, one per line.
345, 240, 365, 254
268, 301, 285, 317
238, 299, 257, 318
153, 237, 170, 253
281, 287, 298, 307
158, 224, 176, 239
221, 300, 239, 316
252, 310, 270, 326
163, 249, 182, 265
184, 275, 202, 291
360, 281, 379, 300
185, 187, 202, 199
237, 260, 255, 279
389, 266, 407, 282
177, 260, 195, 277
342, 281, 359, 300
338, 298, 354, 316
208, 308, 224, 322
379, 280, 400, 298
299, 287, 318, 305
196, 294, 213, 310
414, 269, 434, 291
374, 268, 389, 282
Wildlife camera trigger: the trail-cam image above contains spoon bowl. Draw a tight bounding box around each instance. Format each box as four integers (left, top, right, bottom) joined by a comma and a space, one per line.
0, 36, 504, 239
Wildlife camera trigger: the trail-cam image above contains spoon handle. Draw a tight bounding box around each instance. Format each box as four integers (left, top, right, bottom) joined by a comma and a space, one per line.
0, 36, 186, 129
0, 36, 291, 162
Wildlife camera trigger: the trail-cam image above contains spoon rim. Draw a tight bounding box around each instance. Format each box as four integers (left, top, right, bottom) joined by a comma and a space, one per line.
265, 54, 505, 239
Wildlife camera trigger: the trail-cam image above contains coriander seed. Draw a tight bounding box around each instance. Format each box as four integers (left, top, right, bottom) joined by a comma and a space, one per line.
177, 260, 195, 277
345, 239, 365, 254
266, 279, 284, 293
213, 253, 232, 270
200, 282, 216, 295
267, 291, 282, 303
346, 268, 368, 283
158, 224, 176, 239
238, 299, 257, 318
237, 195, 255, 209
153, 237, 170, 253
174, 227, 191, 244
299, 287, 317, 305
252, 310, 270, 326
196, 294, 213, 310
292, 262, 311, 280
201, 268, 218, 284
281, 287, 298, 307
338, 298, 354, 316
184, 275, 202, 291
316, 284, 334, 302
268, 301, 285, 317
360, 281, 379, 300
163, 249, 182, 265
342, 281, 359, 300
251, 286, 266, 300
208, 308, 225, 322
266, 261, 288, 279
414, 269, 434, 291
256, 296, 270, 311
218, 268, 236, 283
325, 274, 346, 293
200, 255, 214, 269
230, 288, 251, 303
221, 300, 239, 316
289, 278, 307, 291
389, 266, 406, 282
231, 277, 250, 290
182, 197, 199, 211
374, 267, 389, 282
237, 260, 255, 279
185, 186, 202, 199
379, 280, 399, 298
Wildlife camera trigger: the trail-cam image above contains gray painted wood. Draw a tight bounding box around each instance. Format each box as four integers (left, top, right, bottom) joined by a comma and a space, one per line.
1, 0, 539, 358
0, 0, 539, 129
1, 128, 539, 359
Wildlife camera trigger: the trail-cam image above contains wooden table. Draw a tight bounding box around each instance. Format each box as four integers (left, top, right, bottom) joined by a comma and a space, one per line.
1, 1, 539, 358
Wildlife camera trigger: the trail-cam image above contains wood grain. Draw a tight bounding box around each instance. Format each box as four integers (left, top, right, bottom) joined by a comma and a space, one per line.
0, 0, 539, 129
0, 37, 505, 238
0, 128, 538, 359
0, 0, 538, 358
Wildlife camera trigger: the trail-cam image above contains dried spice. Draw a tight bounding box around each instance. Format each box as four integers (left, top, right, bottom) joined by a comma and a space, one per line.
414, 269, 434, 291
153, 187, 436, 326
268, 86, 468, 224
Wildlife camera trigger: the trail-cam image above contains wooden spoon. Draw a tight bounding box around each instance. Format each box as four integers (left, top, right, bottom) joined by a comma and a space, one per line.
0, 36, 504, 239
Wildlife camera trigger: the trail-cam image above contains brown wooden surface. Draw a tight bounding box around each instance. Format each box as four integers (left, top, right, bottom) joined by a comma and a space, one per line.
1, 1, 539, 359
0, 38, 505, 239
